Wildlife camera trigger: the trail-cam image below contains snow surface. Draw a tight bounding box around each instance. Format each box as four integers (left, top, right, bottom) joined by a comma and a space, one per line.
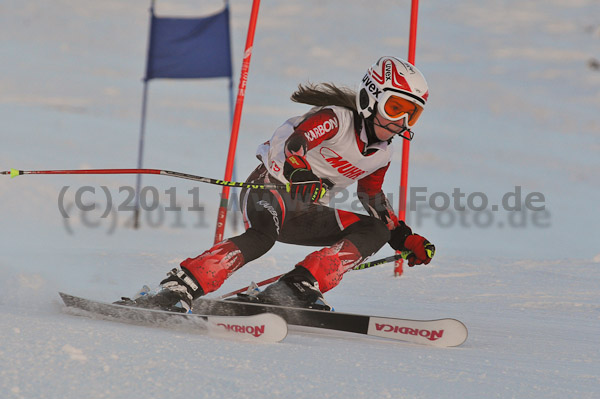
1, 0, 599, 398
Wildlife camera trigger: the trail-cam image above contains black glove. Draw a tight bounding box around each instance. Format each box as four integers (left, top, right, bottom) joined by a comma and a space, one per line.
388, 221, 413, 251
284, 155, 326, 202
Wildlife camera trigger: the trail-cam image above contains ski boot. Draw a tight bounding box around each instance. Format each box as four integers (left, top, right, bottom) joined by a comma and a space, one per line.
115, 268, 204, 313
234, 266, 332, 311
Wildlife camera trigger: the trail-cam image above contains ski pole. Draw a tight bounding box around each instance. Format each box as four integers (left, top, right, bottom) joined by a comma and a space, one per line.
1, 168, 289, 191
352, 252, 409, 270
217, 252, 409, 299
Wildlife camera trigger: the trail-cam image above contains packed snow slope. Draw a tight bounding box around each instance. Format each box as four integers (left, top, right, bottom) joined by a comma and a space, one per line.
1, 0, 599, 398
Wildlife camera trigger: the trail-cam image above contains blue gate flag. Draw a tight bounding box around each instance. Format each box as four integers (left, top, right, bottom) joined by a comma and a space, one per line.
145, 7, 232, 80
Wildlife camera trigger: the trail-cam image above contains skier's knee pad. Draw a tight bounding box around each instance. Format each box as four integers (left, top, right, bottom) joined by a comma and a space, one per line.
180, 240, 245, 294
298, 239, 364, 293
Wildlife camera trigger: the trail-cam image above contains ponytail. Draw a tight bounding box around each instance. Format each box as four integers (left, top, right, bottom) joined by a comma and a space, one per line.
291, 83, 357, 111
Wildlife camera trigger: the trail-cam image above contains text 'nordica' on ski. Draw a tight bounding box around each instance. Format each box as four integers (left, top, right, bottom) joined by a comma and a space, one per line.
59, 293, 288, 343
192, 297, 468, 347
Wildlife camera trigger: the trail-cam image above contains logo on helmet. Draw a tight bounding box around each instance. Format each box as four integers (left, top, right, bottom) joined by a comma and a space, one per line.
399, 59, 416, 74
385, 62, 393, 81
371, 59, 411, 93
362, 73, 382, 98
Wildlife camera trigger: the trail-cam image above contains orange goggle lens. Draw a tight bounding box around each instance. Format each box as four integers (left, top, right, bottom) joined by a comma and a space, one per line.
381, 95, 423, 126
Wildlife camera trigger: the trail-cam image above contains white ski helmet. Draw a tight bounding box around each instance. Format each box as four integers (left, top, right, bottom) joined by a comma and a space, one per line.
356, 56, 429, 127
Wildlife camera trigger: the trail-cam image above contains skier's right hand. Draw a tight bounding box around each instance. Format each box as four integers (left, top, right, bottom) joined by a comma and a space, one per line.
402, 235, 435, 267
388, 222, 435, 266
284, 155, 326, 202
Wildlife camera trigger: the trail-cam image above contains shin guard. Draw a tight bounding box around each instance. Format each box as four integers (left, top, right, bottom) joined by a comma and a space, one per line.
180, 240, 245, 294
297, 239, 364, 293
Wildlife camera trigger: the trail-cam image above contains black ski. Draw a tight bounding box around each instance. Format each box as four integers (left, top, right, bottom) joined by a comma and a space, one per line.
192, 297, 468, 347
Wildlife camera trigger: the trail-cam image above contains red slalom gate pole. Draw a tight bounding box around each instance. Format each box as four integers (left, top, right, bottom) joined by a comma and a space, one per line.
214, 0, 262, 244
395, 0, 420, 277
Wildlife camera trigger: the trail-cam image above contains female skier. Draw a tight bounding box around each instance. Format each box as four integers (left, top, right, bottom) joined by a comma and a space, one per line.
139, 56, 435, 312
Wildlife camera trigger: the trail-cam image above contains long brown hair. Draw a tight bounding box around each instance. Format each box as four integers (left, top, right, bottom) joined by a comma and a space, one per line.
290, 82, 357, 111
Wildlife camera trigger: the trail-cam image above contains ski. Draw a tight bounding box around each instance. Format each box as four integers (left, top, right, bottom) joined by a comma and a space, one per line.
59, 292, 288, 343
192, 298, 468, 347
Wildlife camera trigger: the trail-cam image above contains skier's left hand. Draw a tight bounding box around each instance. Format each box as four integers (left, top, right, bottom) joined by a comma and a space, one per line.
402, 234, 435, 267
284, 155, 327, 202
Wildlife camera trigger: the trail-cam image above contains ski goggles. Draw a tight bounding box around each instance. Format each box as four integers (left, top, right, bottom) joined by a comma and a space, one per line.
378, 93, 424, 127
